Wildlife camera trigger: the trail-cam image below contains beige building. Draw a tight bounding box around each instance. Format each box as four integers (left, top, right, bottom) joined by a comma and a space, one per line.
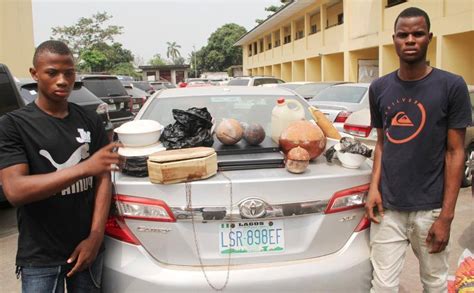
0, 0, 35, 78
235, 0, 474, 84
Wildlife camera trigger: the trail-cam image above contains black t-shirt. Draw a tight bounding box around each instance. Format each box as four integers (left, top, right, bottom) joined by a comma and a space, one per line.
369, 68, 472, 211
0, 102, 108, 266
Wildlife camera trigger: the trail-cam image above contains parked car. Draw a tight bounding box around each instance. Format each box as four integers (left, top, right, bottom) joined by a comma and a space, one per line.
0, 63, 24, 205
102, 86, 373, 292
122, 84, 149, 114
309, 83, 370, 132
17, 80, 114, 139
80, 75, 134, 127
129, 80, 155, 95
343, 85, 474, 187
150, 80, 176, 90
227, 76, 285, 87
279, 81, 350, 100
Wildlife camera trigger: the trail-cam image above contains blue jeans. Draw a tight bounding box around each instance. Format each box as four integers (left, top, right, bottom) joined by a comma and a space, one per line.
20, 253, 103, 293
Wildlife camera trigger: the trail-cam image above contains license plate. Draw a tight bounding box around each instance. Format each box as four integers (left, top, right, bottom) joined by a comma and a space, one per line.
219, 220, 284, 255
108, 104, 116, 111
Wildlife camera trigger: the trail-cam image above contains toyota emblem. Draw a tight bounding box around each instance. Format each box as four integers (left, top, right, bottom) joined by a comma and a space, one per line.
239, 198, 266, 219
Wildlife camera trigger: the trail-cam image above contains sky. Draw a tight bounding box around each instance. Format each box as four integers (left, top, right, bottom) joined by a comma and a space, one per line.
31, 0, 279, 64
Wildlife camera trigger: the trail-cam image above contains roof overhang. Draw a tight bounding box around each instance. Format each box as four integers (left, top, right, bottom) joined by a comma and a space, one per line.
234, 0, 316, 46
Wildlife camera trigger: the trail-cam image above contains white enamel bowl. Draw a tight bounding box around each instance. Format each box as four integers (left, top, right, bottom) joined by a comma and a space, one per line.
114, 120, 164, 147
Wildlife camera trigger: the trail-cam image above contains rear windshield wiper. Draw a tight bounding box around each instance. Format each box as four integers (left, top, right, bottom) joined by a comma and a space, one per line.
108, 93, 124, 97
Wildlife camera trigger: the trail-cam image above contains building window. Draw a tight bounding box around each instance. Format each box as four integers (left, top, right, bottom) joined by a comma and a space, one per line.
386, 0, 407, 8
253, 42, 257, 55
259, 39, 264, 53
310, 25, 317, 35
248, 45, 252, 57
284, 35, 291, 44
268, 43, 272, 50
295, 30, 304, 40
275, 39, 281, 47
338, 13, 344, 25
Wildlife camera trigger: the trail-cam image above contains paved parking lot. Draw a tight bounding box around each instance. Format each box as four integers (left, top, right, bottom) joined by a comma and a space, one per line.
0, 187, 472, 292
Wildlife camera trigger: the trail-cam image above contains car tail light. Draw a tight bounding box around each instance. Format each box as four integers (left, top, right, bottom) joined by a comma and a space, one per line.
324, 184, 369, 214
105, 216, 140, 245
334, 111, 352, 123
114, 194, 176, 222
354, 216, 371, 232
344, 124, 373, 137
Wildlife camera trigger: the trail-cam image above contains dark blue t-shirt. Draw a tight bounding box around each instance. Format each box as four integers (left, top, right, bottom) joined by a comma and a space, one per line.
369, 68, 471, 211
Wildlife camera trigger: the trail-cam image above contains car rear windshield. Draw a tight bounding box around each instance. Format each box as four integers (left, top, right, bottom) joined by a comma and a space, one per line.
294, 83, 335, 98
141, 94, 312, 134
82, 78, 128, 97
313, 86, 367, 103
227, 79, 250, 86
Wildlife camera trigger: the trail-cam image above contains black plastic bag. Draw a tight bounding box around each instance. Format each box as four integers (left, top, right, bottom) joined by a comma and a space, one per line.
325, 137, 373, 163
122, 156, 148, 177
159, 107, 214, 149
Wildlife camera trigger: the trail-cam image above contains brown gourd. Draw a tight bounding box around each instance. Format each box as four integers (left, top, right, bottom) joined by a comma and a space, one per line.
308, 106, 342, 139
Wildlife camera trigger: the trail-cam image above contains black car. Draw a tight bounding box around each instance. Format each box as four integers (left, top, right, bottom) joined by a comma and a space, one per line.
129, 81, 155, 95
18, 80, 114, 139
80, 75, 134, 127
0, 63, 24, 204
122, 83, 149, 114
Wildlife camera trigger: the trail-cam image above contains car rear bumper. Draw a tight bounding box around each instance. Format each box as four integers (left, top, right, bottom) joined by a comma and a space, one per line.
103, 230, 372, 292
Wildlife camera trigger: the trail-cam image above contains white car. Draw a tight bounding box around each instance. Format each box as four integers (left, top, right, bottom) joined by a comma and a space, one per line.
102, 86, 373, 292
309, 83, 370, 133
227, 76, 285, 86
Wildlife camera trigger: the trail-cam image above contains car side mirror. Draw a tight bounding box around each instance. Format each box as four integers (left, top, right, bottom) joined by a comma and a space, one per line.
73, 81, 83, 90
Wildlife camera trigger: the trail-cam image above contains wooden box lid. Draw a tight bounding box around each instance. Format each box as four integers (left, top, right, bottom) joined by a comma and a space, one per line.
148, 147, 216, 163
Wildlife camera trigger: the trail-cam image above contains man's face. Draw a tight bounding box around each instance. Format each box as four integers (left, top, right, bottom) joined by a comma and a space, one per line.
29, 52, 76, 103
393, 16, 432, 65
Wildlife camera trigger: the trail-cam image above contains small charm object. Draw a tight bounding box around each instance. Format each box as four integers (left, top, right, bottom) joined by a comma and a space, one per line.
243, 123, 266, 146
215, 118, 243, 145
285, 146, 310, 174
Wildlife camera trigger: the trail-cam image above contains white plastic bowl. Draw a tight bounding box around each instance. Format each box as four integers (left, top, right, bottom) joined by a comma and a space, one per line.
114, 120, 164, 147
334, 143, 367, 168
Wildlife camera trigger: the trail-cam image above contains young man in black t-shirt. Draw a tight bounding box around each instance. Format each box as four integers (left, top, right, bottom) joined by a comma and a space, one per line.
365, 7, 471, 293
0, 41, 122, 292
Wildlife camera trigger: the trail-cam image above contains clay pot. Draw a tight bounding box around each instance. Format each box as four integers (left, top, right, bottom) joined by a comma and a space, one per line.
279, 120, 326, 160
286, 146, 310, 173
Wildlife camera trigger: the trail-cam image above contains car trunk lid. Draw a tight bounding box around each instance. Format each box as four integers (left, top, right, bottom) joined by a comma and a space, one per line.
110, 156, 371, 266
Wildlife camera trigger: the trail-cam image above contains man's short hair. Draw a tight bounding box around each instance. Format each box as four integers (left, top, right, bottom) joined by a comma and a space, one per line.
394, 7, 431, 32
33, 40, 73, 67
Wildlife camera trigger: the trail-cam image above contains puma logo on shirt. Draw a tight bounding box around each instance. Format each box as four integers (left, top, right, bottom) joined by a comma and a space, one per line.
39, 143, 90, 171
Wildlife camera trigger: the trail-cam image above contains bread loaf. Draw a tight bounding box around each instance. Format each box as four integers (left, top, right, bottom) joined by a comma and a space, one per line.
308, 106, 342, 139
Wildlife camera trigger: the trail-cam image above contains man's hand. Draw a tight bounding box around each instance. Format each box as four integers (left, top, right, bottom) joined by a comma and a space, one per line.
365, 189, 384, 224
66, 232, 103, 277
426, 217, 451, 253
80, 142, 123, 177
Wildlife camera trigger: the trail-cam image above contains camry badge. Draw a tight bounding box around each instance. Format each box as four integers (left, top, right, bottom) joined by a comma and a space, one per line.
239, 198, 266, 219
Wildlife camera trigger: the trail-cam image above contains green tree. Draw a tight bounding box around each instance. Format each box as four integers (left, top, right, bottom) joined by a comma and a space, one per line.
109, 62, 140, 79
166, 41, 182, 63
256, 0, 290, 24
90, 42, 134, 70
196, 23, 247, 72
79, 49, 107, 72
51, 12, 123, 63
149, 53, 167, 66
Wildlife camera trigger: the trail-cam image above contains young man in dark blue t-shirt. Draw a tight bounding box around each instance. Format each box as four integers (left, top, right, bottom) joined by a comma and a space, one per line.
365, 7, 471, 293
0, 40, 122, 292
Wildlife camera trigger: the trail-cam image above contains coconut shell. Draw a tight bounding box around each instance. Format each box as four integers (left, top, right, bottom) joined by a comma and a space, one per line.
215, 118, 243, 145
